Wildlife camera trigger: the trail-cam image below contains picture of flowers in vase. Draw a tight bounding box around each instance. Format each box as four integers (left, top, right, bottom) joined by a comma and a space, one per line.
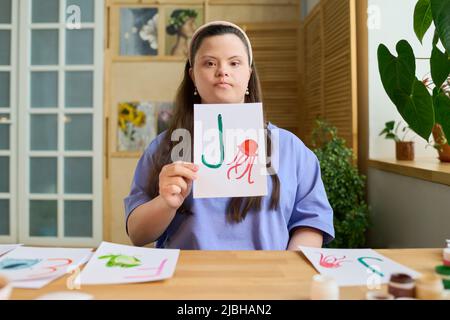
117, 102, 157, 152
120, 8, 158, 56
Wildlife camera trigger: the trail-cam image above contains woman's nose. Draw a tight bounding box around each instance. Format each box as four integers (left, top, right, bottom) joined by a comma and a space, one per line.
216, 64, 229, 77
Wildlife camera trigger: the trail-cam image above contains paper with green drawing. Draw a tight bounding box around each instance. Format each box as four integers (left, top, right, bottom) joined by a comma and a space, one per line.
79, 242, 179, 285
299, 246, 421, 287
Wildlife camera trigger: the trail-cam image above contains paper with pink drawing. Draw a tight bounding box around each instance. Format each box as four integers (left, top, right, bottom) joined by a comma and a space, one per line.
193, 103, 268, 198
79, 242, 179, 285
0, 246, 93, 289
299, 246, 421, 287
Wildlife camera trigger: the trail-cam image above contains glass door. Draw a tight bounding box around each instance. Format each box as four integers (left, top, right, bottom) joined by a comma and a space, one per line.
18, 0, 103, 246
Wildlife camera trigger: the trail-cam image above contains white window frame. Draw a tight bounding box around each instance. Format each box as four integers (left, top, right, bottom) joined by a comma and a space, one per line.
0, 0, 18, 244
17, 0, 103, 246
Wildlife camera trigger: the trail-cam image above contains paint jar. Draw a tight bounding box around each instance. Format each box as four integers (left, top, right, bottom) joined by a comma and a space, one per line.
0, 274, 12, 300
435, 265, 450, 290
35, 291, 94, 300
443, 248, 450, 267
366, 290, 394, 300
415, 274, 444, 300
388, 273, 415, 298
310, 274, 339, 300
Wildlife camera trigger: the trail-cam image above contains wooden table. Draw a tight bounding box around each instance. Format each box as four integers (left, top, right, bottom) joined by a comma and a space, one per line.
11, 249, 445, 300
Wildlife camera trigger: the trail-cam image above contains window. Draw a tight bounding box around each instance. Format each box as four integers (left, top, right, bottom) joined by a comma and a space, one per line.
0, 0, 103, 246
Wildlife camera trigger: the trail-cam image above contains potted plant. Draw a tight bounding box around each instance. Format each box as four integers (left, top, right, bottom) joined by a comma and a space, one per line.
311, 120, 370, 248
422, 74, 450, 161
377, 0, 450, 162
379, 120, 415, 160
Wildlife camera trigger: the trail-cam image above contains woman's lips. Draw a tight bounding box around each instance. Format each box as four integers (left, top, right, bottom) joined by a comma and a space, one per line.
214, 82, 232, 89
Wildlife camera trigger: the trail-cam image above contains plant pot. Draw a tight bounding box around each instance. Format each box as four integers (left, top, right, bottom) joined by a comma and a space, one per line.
432, 124, 450, 163
396, 141, 414, 161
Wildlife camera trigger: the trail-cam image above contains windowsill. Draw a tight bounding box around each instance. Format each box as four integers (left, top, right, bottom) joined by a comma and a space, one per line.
368, 157, 450, 187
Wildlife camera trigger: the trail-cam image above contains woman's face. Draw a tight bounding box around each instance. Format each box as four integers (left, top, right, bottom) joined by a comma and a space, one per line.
180, 17, 196, 37
190, 34, 252, 104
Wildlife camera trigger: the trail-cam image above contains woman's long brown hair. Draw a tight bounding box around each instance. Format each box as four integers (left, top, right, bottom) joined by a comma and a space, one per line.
146, 24, 280, 222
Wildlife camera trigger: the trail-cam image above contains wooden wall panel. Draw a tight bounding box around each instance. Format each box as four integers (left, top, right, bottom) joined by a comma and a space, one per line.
244, 23, 300, 136
322, 0, 357, 153
302, 0, 357, 152
303, 7, 323, 142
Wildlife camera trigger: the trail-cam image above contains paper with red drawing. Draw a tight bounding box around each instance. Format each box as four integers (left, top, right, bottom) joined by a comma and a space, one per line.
0, 246, 93, 289
79, 242, 179, 285
193, 103, 268, 198
299, 246, 421, 287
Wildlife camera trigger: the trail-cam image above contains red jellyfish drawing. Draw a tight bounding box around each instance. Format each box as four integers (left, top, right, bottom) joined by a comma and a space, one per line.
227, 139, 259, 184
317, 253, 351, 269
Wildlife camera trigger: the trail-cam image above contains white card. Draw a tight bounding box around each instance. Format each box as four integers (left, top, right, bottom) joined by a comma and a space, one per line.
193, 103, 268, 198
0, 244, 22, 257
0, 246, 93, 289
299, 246, 421, 287
79, 242, 180, 285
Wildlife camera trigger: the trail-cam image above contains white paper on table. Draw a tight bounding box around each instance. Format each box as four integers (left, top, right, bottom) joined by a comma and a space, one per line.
0, 246, 93, 289
299, 246, 421, 287
79, 241, 180, 285
0, 244, 23, 257
193, 103, 268, 198
12, 251, 94, 289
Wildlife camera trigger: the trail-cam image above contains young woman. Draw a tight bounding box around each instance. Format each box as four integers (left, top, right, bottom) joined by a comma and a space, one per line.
125, 21, 334, 250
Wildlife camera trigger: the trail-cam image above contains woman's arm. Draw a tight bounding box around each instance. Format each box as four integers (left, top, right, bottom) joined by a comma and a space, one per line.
127, 162, 198, 247
287, 227, 323, 250
127, 195, 178, 247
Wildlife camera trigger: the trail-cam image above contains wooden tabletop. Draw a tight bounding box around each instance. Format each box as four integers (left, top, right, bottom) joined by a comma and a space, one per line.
10, 249, 445, 300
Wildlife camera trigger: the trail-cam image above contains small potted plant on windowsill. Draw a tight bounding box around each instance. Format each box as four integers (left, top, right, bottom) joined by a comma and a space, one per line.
379, 120, 415, 160
432, 123, 450, 162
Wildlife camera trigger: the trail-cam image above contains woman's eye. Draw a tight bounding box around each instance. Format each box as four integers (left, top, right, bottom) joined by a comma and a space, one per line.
206, 61, 215, 67
231, 61, 240, 66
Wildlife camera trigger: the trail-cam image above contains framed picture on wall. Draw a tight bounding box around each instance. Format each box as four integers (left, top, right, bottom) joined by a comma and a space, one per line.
120, 8, 159, 56
117, 101, 175, 152
117, 102, 157, 152
156, 102, 175, 134
165, 7, 204, 59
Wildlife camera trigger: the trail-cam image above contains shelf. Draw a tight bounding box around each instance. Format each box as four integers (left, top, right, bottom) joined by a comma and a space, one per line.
368, 157, 450, 187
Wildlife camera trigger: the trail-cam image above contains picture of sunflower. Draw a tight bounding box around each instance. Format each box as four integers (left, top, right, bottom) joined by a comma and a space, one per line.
117, 102, 157, 152
118, 102, 146, 140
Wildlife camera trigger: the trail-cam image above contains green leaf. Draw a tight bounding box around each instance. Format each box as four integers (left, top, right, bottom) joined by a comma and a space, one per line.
414, 0, 433, 43
430, 0, 450, 54
385, 133, 397, 140
431, 45, 450, 89
378, 41, 416, 104
401, 80, 435, 141
378, 40, 434, 141
386, 120, 395, 131
433, 30, 440, 47
434, 91, 450, 142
